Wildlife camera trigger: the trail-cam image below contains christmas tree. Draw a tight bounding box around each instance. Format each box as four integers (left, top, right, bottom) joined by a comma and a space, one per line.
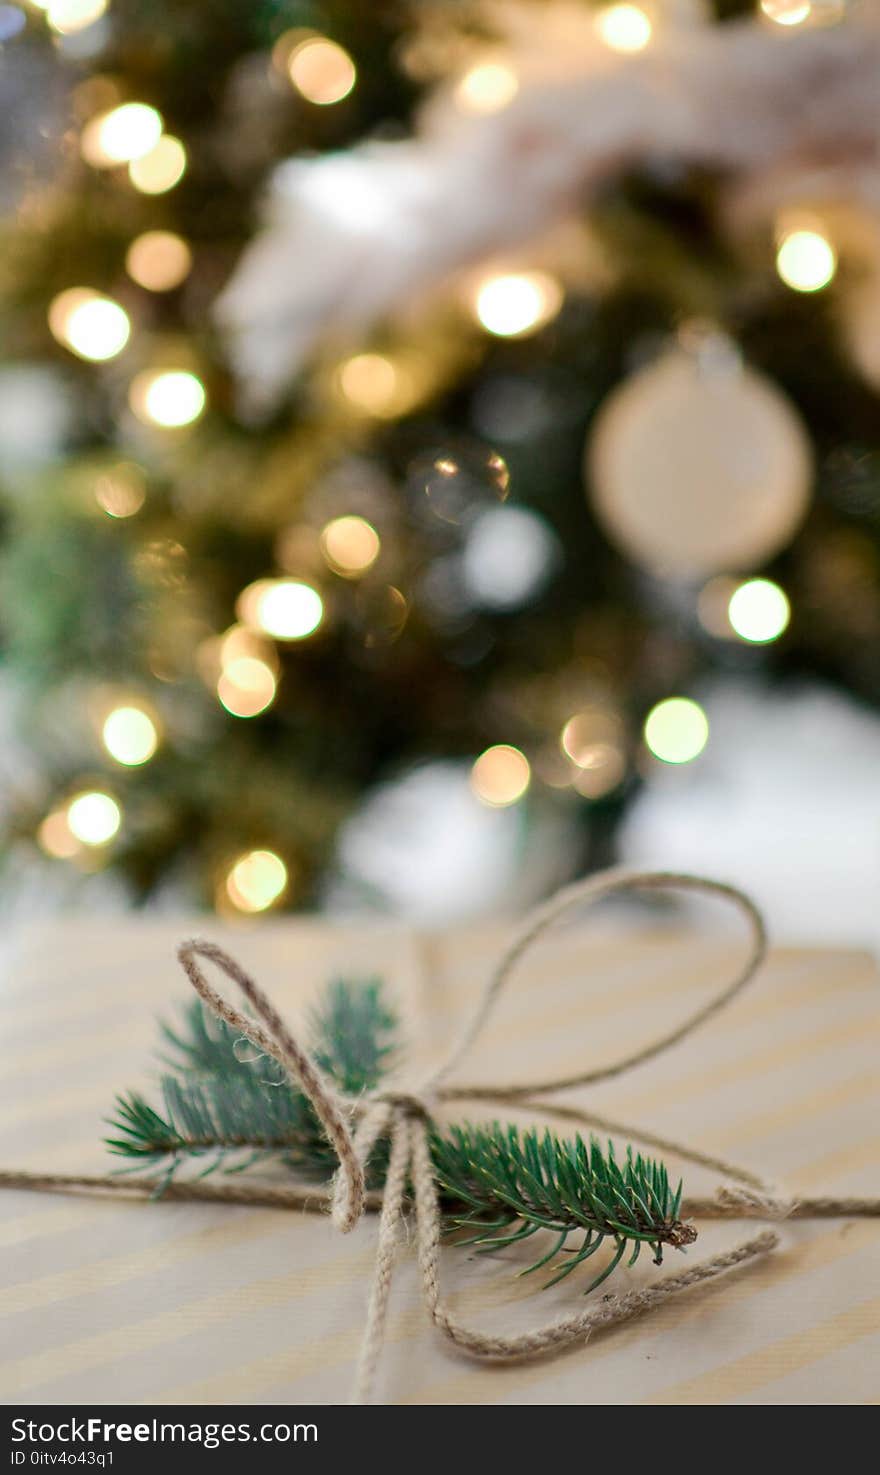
2, 0, 879, 919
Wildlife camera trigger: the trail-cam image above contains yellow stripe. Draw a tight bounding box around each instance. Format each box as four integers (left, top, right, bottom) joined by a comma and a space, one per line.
793, 1133, 880, 1190
2, 1208, 291, 1317
3, 1021, 158, 1082
614, 1009, 878, 1118
711, 1067, 878, 1151
0, 1201, 100, 1251
644, 1295, 880, 1404
0, 1241, 375, 1399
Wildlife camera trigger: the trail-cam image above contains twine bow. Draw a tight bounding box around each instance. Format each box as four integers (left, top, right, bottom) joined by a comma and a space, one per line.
176, 868, 791, 1404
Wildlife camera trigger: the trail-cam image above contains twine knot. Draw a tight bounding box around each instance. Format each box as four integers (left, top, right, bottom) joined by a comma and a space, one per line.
370, 1088, 435, 1119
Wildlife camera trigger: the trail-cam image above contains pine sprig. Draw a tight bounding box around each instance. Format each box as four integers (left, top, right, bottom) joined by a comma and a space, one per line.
432, 1123, 695, 1292
108, 979, 394, 1187
106, 981, 696, 1289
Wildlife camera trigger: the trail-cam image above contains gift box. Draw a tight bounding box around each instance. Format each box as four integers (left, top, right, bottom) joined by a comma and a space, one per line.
2, 915, 878, 1405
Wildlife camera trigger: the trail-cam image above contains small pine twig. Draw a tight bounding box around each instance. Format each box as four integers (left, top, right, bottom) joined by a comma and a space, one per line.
107, 979, 394, 1185
106, 981, 696, 1292
432, 1123, 695, 1293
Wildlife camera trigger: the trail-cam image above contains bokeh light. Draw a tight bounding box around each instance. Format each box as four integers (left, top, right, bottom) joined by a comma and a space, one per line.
463, 505, 557, 610
321, 515, 381, 577
776, 229, 837, 292
561, 708, 624, 766
102, 705, 159, 766
572, 744, 626, 799
727, 578, 791, 644
455, 61, 519, 114
94, 463, 146, 518
129, 369, 206, 427
217, 657, 277, 718
643, 698, 709, 765
125, 231, 192, 291
66, 790, 121, 845
760, 0, 812, 24
225, 849, 288, 912
47, 0, 106, 33
474, 271, 563, 338
696, 575, 740, 638
595, 4, 653, 52
219, 624, 278, 670
80, 102, 163, 167
250, 579, 324, 640
38, 808, 80, 860
48, 289, 130, 361
128, 135, 187, 193
470, 744, 531, 807
337, 353, 402, 417
287, 37, 356, 105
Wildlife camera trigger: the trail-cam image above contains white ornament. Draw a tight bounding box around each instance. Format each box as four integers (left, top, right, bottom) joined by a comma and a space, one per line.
586, 345, 812, 576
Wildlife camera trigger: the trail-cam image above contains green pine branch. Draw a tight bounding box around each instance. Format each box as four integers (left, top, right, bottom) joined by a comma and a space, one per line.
433, 1123, 694, 1292
106, 981, 695, 1290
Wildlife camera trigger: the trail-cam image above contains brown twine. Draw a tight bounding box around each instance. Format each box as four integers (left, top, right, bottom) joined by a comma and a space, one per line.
4, 867, 880, 1402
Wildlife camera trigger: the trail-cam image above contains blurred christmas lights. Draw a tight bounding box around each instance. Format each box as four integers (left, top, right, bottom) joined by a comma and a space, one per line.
776, 228, 837, 292
225, 849, 288, 912
129, 369, 206, 427
48, 289, 130, 361
93, 463, 146, 518
572, 744, 626, 799
47, 0, 106, 33
247, 579, 324, 640
643, 698, 709, 765
473, 271, 563, 338
80, 103, 163, 167
470, 744, 531, 807
101, 705, 159, 766
320, 515, 380, 577
128, 134, 187, 193
696, 575, 740, 638
561, 708, 624, 766
455, 61, 518, 114
595, 5, 653, 52
66, 790, 121, 845
38, 808, 80, 860
125, 231, 192, 291
287, 36, 356, 105
337, 353, 402, 417
219, 624, 278, 670
217, 657, 277, 718
760, 0, 811, 23
727, 578, 790, 643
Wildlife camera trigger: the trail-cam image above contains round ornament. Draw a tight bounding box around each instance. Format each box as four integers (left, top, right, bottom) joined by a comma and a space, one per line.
586, 345, 812, 577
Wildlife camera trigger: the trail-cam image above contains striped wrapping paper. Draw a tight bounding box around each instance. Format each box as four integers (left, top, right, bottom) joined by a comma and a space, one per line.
1, 916, 878, 1405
